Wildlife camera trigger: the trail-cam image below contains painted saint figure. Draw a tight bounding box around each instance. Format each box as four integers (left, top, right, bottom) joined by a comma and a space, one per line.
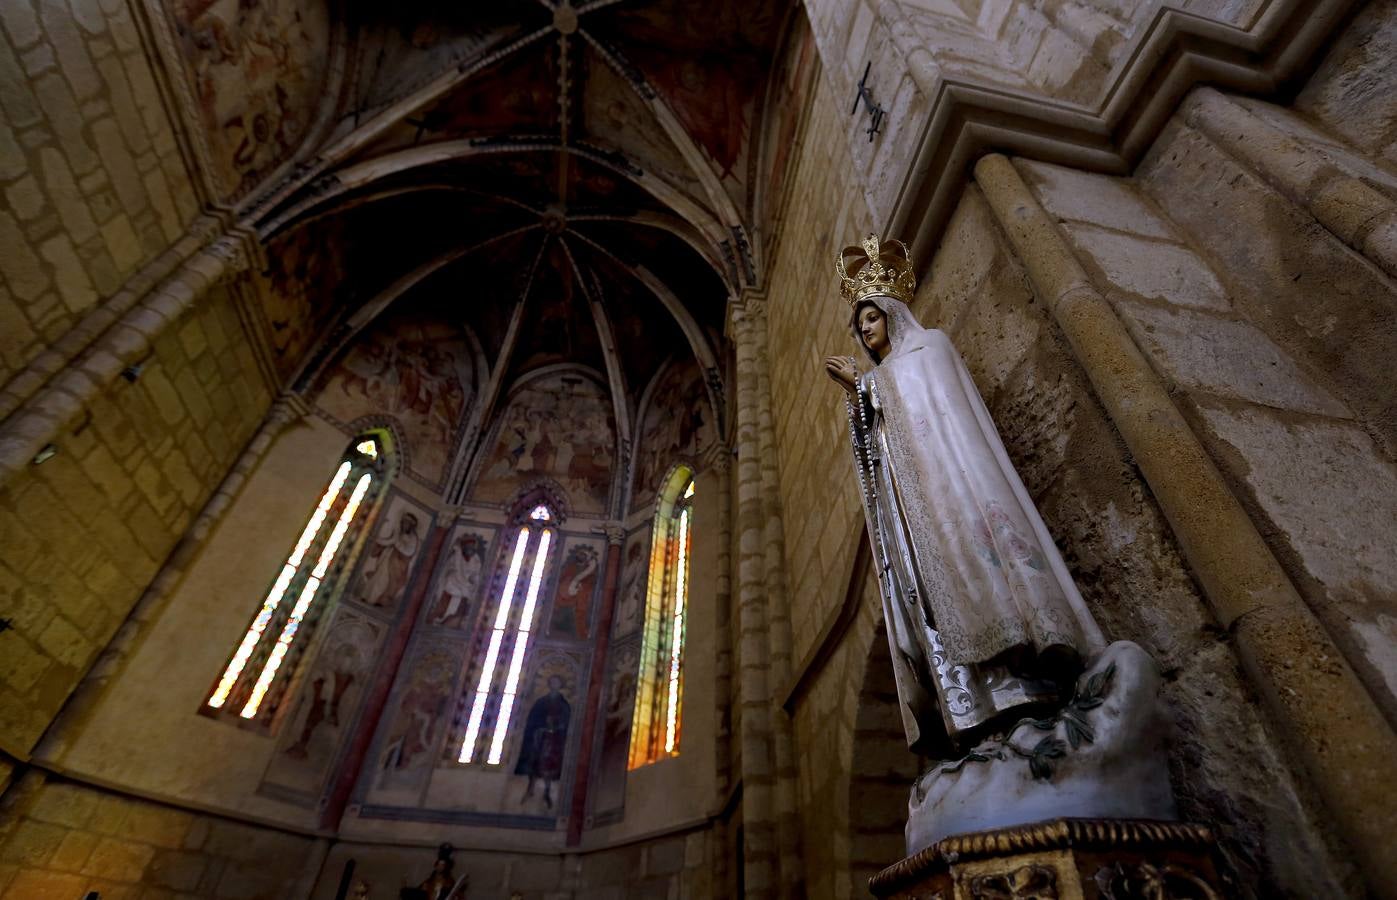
358, 510, 421, 608
550, 544, 599, 639
432, 534, 486, 628
824, 235, 1105, 755
516, 675, 571, 809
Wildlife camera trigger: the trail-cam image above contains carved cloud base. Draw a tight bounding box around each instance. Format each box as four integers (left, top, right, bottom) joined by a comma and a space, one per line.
909, 642, 1177, 853
869, 818, 1231, 899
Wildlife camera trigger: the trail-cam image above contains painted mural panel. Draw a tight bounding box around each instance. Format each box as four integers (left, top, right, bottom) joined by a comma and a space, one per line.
350, 493, 431, 614
261, 218, 348, 379
612, 527, 651, 638
167, 0, 331, 198
590, 637, 640, 819
471, 373, 615, 515
260, 609, 386, 803
425, 526, 496, 632
367, 641, 464, 806
318, 315, 478, 488
511, 657, 575, 814
547, 537, 604, 641
632, 359, 714, 511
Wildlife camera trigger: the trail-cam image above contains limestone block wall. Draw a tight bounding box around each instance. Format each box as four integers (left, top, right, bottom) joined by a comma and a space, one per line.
0, 283, 273, 761
0, 0, 201, 384
764, 62, 874, 669
796, 0, 1276, 223
0, 772, 320, 900
311, 829, 715, 900
764, 7, 1397, 898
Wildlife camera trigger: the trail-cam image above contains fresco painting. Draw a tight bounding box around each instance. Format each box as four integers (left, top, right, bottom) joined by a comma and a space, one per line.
427, 528, 495, 631
472, 373, 616, 515
262, 610, 385, 800
591, 639, 640, 817
169, 0, 331, 198
509, 655, 580, 815
548, 539, 603, 640
611, 528, 651, 638
350, 492, 432, 614
632, 360, 714, 510
318, 315, 478, 487
261, 218, 348, 379
370, 643, 463, 801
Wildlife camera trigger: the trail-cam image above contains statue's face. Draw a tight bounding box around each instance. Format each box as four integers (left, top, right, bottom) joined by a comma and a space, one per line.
858, 303, 890, 357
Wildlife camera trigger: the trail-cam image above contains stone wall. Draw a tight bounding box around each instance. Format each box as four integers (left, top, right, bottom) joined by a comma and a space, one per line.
0, 771, 320, 900
0, 0, 200, 384
763, 6, 1397, 896
0, 282, 273, 759
313, 829, 717, 900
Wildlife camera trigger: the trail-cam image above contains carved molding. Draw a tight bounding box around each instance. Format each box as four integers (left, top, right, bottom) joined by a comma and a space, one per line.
884, 0, 1360, 268
869, 819, 1217, 897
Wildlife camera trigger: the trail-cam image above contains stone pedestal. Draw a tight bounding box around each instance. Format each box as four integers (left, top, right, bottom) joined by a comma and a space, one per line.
869, 819, 1230, 899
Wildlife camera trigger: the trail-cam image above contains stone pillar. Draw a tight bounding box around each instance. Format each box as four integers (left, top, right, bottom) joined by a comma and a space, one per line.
321, 521, 452, 830
566, 526, 626, 846
974, 152, 1397, 891
751, 303, 805, 899
0, 225, 260, 490
31, 393, 305, 761
1184, 88, 1397, 281
730, 295, 780, 899
709, 448, 735, 898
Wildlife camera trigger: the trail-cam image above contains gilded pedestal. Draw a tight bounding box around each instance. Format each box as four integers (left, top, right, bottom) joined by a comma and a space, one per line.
868, 818, 1230, 899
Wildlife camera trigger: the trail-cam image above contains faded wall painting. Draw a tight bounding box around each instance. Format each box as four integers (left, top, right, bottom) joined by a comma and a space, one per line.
590, 638, 640, 819
548, 537, 604, 641
318, 315, 479, 488
366, 641, 463, 806
632, 359, 714, 511
426, 526, 497, 632
611, 527, 651, 639
167, 0, 332, 199
261, 218, 348, 379
348, 492, 433, 614
509, 654, 581, 816
471, 372, 616, 515
260, 609, 387, 803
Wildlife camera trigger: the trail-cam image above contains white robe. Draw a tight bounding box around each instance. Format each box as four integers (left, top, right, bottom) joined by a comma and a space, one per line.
846, 295, 1104, 753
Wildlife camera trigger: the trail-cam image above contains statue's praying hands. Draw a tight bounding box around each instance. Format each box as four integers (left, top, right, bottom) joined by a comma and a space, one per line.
824, 355, 858, 395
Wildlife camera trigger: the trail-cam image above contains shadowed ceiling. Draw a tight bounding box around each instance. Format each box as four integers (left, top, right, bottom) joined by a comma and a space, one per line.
238, 0, 795, 446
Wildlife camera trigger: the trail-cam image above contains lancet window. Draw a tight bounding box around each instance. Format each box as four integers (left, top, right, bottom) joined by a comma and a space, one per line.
205, 437, 386, 725
459, 503, 557, 765
629, 467, 696, 768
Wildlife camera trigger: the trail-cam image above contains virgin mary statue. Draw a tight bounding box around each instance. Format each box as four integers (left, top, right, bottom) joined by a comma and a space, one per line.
825, 235, 1105, 757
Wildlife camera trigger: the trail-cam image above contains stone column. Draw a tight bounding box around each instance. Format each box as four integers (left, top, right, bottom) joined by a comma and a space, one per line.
974, 152, 1397, 890
708, 448, 735, 898
730, 295, 780, 899
751, 303, 804, 899
31, 392, 305, 761
0, 225, 260, 489
1184, 88, 1397, 281
566, 526, 626, 846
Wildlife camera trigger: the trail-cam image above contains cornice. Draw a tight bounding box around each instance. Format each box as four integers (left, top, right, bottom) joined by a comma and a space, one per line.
884, 0, 1359, 269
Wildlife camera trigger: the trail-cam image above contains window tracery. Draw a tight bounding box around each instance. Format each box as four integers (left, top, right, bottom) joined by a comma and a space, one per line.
459, 501, 557, 765
629, 467, 696, 768
206, 436, 386, 725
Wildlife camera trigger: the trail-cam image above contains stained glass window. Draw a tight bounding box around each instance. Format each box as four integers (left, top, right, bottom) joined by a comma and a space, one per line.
205, 437, 385, 725
629, 467, 695, 768
459, 503, 556, 764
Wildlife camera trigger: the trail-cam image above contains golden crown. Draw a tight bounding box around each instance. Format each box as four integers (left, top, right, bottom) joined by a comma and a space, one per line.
836, 233, 916, 307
